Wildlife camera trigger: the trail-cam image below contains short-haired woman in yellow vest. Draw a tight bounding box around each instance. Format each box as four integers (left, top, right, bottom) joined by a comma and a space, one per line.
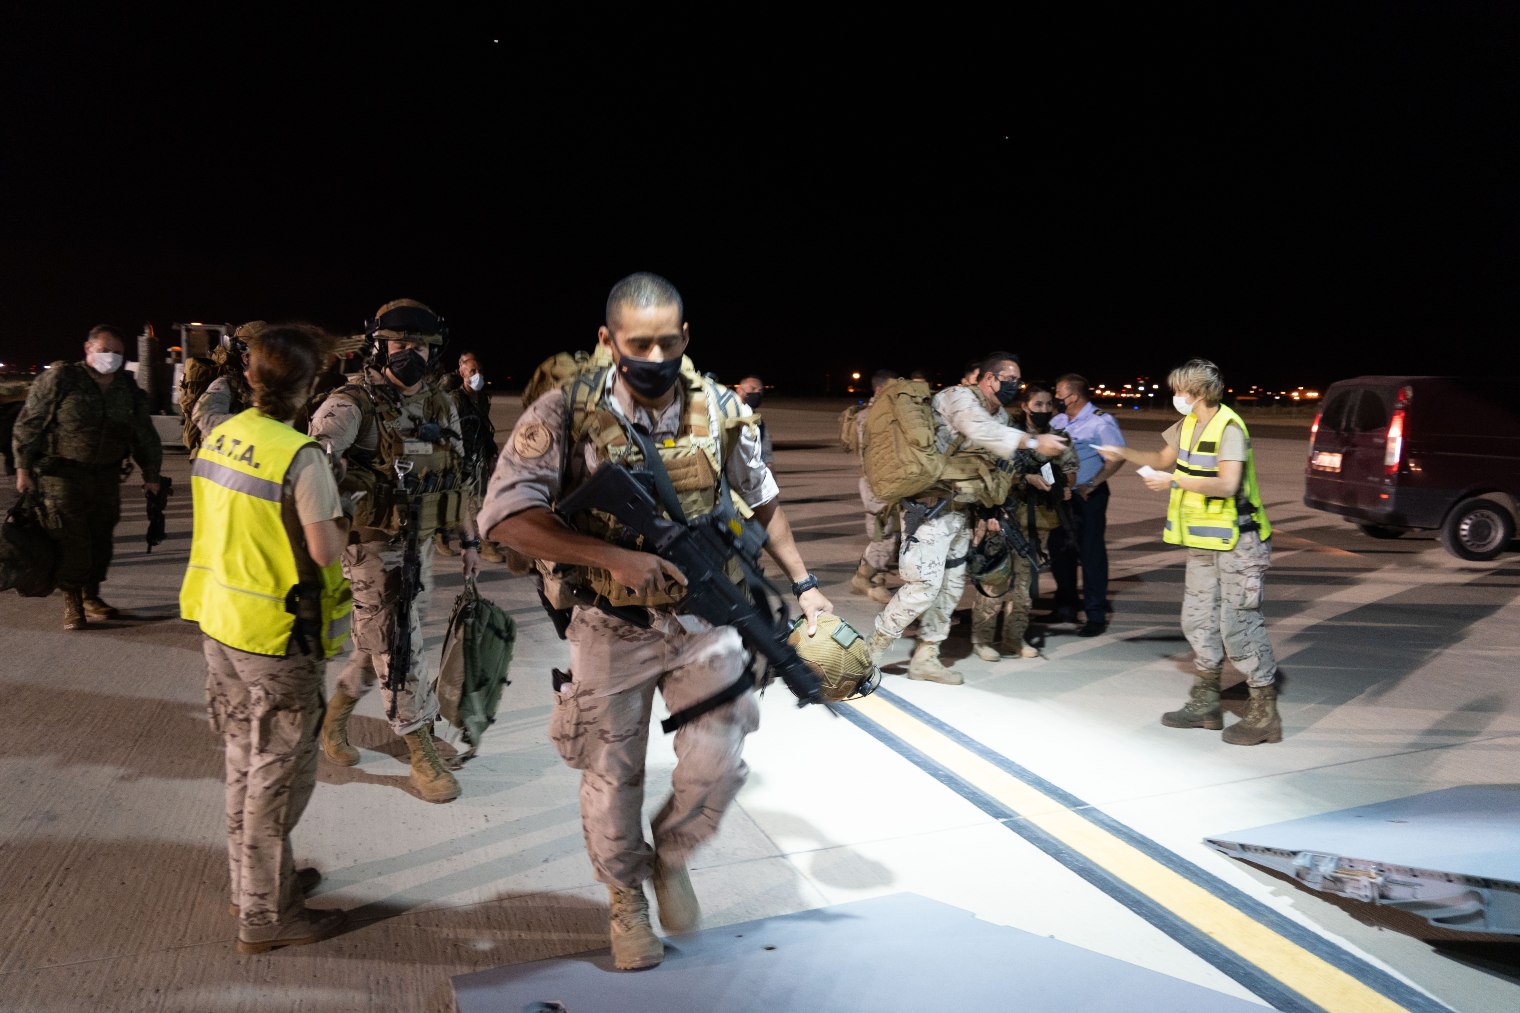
180, 324, 354, 951
1095, 358, 1281, 745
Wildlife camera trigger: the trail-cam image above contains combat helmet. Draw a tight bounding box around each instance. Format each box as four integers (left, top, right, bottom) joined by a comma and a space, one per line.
786, 613, 880, 702
215, 320, 267, 366
967, 528, 1013, 598
365, 299, 447, 347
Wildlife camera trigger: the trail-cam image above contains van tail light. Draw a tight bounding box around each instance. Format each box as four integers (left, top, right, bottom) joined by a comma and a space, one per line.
1384, 384, 1412, 475
1310, 408, 1323, 439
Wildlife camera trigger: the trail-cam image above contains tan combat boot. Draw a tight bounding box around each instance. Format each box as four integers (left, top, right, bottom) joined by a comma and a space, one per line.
907, 641, 963, 685
62, 589, 87, 631
867, 629, 896, 666
236, 906, 347, 955
434, 531, 457, 557
1161, 669, 1223, 730
479, 540, 506, 563
1222, 684, 1283, 745
652, 856, 700, 934
850, 563, 893, 604
970, 606, 1000, 662
404, 727, 460, 803
609, 884, 664, 970
320, 690, 361, 766
82, 583, 120, 620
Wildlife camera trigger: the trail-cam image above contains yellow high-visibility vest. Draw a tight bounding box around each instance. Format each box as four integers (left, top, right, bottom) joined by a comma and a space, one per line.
180, 409, 352, 658
1163, 404, 1272, 551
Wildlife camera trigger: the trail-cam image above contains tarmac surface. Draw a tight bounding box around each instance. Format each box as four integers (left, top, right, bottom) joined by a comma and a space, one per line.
3, 398, 1519, 1012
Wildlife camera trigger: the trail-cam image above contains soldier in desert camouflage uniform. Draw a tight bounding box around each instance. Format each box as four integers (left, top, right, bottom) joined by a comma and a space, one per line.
969, 382, 1080, 661
308, 299, 481, 804
188, 321, 262, 446
482, 272, 831, 971
180, 324, 351, 953
12, 325, 162, 629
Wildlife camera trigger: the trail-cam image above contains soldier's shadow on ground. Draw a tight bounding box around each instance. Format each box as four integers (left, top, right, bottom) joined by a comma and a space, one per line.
318, 715, 562, 803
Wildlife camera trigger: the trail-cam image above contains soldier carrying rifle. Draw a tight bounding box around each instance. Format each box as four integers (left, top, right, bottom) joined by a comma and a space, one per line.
308, 299, 481, 804
480, 272, 833, 971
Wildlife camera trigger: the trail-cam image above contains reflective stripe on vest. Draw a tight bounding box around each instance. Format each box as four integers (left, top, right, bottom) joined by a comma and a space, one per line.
180, 409, 352, 658
1163, 404, 1272, 551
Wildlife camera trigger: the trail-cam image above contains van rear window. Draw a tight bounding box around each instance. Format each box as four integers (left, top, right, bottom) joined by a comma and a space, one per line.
1350, 391, 1389, 432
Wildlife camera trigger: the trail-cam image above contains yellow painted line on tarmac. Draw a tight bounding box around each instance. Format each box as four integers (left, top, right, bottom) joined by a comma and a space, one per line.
852, 693, 1415, 1013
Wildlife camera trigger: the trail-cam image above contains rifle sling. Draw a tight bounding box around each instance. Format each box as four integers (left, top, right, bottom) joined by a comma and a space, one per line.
660, 670, 753, 734
626, 424, 690, 524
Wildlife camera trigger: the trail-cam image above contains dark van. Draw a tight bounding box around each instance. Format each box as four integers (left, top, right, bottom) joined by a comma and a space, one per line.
1304, 376, 1520, 560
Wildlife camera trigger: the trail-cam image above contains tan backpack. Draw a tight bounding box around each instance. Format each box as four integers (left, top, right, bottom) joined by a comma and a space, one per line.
862, 379, 955, 503
839, 402, 867, 453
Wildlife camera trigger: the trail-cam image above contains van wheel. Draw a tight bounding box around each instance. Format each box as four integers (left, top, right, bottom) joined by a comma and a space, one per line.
1357, 524, 1407, 539
1439, 498, 1515, 561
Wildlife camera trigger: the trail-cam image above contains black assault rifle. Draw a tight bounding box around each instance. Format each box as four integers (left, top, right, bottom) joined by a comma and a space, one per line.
386, 460, 425, 721
556, 463, 831, 721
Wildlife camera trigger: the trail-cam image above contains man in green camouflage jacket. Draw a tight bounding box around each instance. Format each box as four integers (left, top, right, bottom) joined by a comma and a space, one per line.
12, 325, 162, 629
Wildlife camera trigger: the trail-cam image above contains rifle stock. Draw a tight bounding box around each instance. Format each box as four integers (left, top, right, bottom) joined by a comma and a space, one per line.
557, 464, 830, 710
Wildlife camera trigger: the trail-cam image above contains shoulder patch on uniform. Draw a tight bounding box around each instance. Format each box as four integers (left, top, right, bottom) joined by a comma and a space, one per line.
1093, 408, 1107, 415
513, 421, 553, 459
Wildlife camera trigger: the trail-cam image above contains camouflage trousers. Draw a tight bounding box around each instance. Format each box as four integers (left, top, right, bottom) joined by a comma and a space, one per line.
859, 476, 901, 572
337, 534, 438, 735
203, 637, 322, 929
874, 507, 971, 644
37, 467, 120, 590
551, 606, 758, 890
1182, 531, 1278, 686
971, 554, 1034, 650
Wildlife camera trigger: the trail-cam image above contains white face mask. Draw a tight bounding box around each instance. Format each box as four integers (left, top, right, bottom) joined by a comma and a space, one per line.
466, 373, 485, 391
1173, 394, 1196, 416
88, 351, 124, 374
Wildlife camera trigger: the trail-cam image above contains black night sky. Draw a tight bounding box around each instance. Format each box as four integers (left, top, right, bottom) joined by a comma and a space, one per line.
3, 6, 1516, 392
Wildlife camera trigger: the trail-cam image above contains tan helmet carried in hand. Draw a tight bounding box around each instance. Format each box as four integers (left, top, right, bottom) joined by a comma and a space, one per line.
787, 613, 880, 702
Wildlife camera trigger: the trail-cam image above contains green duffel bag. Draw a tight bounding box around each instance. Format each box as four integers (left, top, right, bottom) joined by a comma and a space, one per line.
435, 576, 516, 758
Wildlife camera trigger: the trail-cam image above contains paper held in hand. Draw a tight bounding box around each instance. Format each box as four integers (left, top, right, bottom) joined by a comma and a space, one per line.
1136, 465, 1160, 479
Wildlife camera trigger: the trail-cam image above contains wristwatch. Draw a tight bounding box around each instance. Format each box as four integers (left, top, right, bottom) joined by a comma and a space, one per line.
458, 537, 482, 550
1022, 434, 1040, 450
791, 573, 819, 596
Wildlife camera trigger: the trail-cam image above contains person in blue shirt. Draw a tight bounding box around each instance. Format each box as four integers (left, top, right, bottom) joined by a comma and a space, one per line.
1049, 373, 1125, 635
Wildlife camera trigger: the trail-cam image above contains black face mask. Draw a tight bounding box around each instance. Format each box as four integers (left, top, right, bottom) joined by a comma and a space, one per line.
386, 347, 428, 387
743, 391, 763, 410
617, 354, 682, 401
1028, 410, 1055, 431
995, 379, 1023, 406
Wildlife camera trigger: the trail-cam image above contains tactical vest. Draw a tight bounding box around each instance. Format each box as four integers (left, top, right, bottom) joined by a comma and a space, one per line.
180, 409, 353, 658
556, 363, 756, 608
938, 442, 1018, 507
1163, 404, 1272, 551
929, 387, 1019, 507
329, 373, 465, 538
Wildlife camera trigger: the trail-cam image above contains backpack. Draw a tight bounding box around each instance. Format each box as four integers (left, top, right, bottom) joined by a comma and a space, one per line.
839, 402, 867, 453
862, 379, 955, 503
434, 577, 517, 758
522, 345, 612, 408
179, 357, 221, 450
0, 492, 59, 598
